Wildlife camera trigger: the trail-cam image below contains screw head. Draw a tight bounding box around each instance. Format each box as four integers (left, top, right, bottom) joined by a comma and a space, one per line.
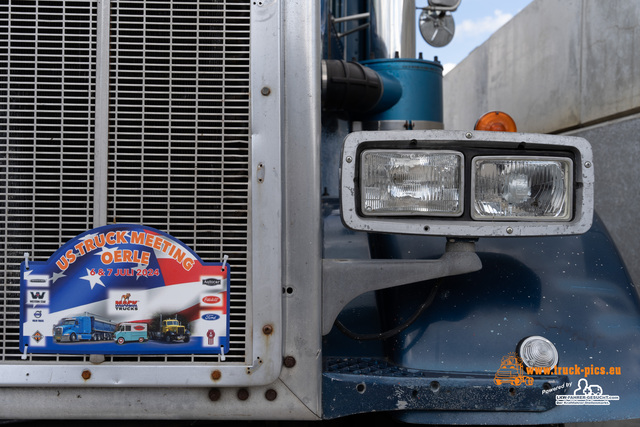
346, 156, 353, 163
81, 370, 91, 380
283, 356, 296, 368
506, 227, 514, 234
265, 389, 278, 401
262, 325, 273, 335
261, 87, 271, 96
208, 388, 221, 401
584, 161, 592, 168
211, 370, 222, 381
465, 132, 473, 139
237, 388, 250, 401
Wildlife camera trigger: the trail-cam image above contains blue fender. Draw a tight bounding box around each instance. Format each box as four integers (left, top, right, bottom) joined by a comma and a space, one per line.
322, 205, 640, 424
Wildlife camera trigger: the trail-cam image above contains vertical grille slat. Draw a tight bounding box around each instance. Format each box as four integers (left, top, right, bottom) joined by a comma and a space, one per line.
1, 0, 251, 363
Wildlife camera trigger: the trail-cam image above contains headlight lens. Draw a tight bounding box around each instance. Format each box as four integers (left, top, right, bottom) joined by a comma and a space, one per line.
472, 157, 572, 221
360, 150, 463, 216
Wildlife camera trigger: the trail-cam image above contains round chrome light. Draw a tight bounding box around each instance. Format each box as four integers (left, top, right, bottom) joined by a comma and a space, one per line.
518, 336, 559, 369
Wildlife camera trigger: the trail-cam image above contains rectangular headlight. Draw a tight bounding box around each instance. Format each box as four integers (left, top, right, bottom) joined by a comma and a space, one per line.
360, 150, 463, 216
472, 157, 572, 221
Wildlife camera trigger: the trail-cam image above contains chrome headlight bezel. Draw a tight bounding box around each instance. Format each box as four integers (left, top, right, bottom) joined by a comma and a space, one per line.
340, 130, 594, 237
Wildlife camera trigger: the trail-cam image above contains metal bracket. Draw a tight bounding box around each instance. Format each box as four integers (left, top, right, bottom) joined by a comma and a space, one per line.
321, 241, 482, 335
331, 12, 370, 38
417, 0, 461, 13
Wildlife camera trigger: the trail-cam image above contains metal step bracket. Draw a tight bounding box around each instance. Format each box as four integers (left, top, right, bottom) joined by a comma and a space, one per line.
322, 240, 482, 335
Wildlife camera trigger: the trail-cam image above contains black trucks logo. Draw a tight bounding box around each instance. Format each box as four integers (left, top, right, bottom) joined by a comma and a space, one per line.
202, 277, 221, 287
114, 292, 139, 311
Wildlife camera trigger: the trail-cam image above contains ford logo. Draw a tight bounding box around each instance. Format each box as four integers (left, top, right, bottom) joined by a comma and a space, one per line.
201, 313, 220, 321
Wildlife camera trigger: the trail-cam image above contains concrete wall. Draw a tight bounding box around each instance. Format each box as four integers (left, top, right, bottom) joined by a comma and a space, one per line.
445, 0, 640, 133
443, 0, 640, 284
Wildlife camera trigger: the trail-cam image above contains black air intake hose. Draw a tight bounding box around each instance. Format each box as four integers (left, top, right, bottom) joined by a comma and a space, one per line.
322, 60, 384, 114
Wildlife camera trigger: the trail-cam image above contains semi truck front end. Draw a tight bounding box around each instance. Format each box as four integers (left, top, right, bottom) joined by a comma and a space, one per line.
2, 0, 639, 424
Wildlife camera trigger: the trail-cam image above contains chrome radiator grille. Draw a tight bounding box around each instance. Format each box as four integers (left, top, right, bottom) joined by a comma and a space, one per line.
0, 0, 251, 363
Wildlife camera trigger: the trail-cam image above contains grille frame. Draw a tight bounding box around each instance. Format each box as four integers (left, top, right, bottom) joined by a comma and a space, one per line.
0, 0, 284, 387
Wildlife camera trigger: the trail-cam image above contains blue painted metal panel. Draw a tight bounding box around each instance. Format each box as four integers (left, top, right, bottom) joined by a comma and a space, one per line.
322, 204, 640, 424
323, 357, 567, 419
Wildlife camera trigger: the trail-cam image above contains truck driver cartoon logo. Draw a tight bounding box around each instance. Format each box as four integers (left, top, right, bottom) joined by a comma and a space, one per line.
494, 352, 534, 386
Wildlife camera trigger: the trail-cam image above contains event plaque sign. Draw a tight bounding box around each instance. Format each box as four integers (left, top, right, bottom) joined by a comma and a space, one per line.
20, 224, 229, 355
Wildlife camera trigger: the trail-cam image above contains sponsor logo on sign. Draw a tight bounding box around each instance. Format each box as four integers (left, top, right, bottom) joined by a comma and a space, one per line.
115, 292, 139, 311
202, 295, 221, 304
207, 329, 216, 345
31, 310, 44, 323
28, 291, 49, 305
202, 277, 221, 287
32, 331, 44, 343
202, 313, 220, 321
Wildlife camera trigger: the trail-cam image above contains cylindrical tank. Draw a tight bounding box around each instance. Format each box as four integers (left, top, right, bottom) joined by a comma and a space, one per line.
359, 58, 444, 130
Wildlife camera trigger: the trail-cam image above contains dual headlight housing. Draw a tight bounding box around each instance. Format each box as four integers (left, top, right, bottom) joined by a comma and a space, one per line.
341, 130, 593, 237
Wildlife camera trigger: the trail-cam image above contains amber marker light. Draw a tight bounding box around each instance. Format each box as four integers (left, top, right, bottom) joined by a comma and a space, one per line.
474, 111, 517, 132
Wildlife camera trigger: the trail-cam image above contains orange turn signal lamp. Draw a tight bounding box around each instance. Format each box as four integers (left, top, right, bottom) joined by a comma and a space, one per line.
474, 111, 517, 132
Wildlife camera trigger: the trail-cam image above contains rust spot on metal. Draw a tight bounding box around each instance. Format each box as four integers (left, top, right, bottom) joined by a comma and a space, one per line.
208, 388, 221, 402
211, 370, 222, 381
283, 355, 296, 368
81, 370, 91, 380
262, 324, 273, 335
265, 389, 277, 401
237, 388, 249, 401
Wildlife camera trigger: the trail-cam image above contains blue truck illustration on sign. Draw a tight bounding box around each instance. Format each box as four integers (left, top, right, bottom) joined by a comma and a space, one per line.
53, 314, 116, 342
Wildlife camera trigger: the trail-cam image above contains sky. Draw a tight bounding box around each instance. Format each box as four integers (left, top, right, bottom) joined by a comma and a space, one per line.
415, 0, 534, 74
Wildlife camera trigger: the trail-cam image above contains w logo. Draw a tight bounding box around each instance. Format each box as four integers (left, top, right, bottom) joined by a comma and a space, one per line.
30, 291, 47, 299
